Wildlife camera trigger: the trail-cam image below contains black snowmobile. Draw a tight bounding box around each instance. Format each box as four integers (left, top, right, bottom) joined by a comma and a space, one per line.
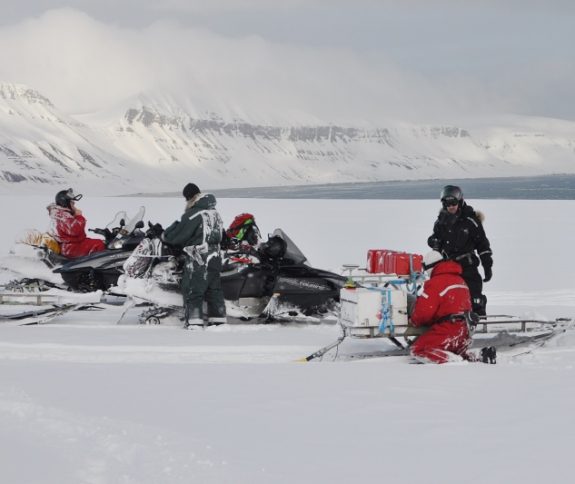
221, 229, 347, 316
1, 207, 148, 293
119, 222, 347, 324
52, 207, 147, 292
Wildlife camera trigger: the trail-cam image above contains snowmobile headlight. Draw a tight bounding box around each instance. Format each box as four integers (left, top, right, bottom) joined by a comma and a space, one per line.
110, 239, 124, 250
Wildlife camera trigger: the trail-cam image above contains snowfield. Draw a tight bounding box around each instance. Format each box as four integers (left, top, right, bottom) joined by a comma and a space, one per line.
1, 194, 575, 484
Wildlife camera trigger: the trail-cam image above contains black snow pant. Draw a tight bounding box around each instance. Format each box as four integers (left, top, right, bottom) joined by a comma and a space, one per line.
462, 265, 487, 316
181, 252, 226, 325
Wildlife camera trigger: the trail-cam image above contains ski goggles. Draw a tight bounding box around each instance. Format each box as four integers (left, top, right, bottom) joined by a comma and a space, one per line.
441, 197, 459, 207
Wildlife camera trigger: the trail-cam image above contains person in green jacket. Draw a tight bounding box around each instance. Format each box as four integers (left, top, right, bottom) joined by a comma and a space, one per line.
162, 183, 227, 328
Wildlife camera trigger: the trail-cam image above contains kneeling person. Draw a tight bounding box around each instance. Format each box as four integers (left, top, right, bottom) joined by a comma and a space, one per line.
409, 251, 473, 364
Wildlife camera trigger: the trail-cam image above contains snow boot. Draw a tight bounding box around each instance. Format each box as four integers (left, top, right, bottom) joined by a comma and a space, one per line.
481, 346, 497, 364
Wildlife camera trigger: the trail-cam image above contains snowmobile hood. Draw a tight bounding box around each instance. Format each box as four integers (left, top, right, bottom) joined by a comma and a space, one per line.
430, 260, 463, 277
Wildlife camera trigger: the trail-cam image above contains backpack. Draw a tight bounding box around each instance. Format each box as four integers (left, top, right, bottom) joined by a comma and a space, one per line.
226, 213, 257, 241
18, 229, 61, 254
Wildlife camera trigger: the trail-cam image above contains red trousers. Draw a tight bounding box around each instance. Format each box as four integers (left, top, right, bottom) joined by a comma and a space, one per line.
410, 321, 471, 364
62, 238, 106, 258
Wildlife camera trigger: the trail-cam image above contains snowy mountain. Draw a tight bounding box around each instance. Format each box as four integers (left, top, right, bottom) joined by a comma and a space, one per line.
0, 83, 131, 189
2, 82, 575, 194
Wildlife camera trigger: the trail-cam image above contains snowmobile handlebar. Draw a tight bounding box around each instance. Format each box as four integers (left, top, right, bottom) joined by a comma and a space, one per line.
90, 220, 146, 246
89, 227, 114, 243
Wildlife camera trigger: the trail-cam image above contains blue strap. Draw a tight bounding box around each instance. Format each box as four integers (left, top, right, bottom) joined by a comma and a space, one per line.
367, 287, 395, 334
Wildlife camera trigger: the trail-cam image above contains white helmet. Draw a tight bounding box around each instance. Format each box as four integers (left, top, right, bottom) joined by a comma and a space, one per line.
423, 250, 444, 271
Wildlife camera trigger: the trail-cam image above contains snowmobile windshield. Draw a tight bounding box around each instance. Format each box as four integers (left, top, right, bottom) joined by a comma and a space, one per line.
270, 229, 307, 265
124, 206, 146, 234
106, 211, 128, 231
106, 207, 145, 234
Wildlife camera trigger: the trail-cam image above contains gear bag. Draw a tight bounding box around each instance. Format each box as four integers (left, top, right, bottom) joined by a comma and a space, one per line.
18, 229, 61, 254
226, 213, 260, 246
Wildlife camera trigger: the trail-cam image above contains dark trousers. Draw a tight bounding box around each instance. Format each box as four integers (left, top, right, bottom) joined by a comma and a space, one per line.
462, 265, 487, 316
182, 254, 226, 323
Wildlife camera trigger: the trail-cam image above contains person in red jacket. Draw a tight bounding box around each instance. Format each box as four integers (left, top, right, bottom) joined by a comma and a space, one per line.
47, 188, 106, 258
410, 250, 475, 364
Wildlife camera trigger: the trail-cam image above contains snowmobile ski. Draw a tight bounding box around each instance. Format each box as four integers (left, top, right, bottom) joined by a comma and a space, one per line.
0, 303, 80, 326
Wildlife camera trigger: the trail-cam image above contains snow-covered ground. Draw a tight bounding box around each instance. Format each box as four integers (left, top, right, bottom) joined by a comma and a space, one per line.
1, 194, 574, 484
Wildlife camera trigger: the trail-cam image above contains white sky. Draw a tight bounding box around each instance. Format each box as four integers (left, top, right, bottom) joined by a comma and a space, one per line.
0, 1, 573, 123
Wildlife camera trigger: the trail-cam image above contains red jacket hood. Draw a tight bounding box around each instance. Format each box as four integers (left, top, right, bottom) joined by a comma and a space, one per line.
430, 260, 463, 277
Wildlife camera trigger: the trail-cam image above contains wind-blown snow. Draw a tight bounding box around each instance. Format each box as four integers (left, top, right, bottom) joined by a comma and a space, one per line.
1, 195, 574, 484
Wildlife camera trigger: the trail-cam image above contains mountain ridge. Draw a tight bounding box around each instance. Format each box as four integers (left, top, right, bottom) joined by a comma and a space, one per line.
1, 82, 575, 195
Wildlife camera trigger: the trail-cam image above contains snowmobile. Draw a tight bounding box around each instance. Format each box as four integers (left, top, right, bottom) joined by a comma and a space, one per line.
52, 207, 147, 292
0, 207, 147, 293
222, 229, 347, 317
116, 225, 347, 325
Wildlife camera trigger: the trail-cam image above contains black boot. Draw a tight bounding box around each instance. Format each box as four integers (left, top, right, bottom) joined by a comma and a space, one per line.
481, 346, 497, 364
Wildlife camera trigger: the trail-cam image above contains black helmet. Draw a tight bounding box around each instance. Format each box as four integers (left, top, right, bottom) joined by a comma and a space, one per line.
440, 185, 463, 207
55, 188, 83, 208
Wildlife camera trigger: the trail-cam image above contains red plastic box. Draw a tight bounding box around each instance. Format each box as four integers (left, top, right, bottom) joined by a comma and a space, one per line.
367, 249, 392, 273
367, 249, 422, 275
388, 252, 423, 276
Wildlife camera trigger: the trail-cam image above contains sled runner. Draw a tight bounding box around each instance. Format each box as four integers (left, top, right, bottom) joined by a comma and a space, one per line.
0, 290, 104, 325
301, 314, 571, 363
0, 303, 81, 326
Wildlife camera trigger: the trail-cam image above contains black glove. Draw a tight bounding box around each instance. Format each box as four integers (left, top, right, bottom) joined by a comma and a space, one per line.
427, 236, 441, 250
146, 222, 164, 239
483, 266, 492, 282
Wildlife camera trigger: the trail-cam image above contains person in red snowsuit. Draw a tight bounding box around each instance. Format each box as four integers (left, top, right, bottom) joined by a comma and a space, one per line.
410, 251, 473, 364
47, 188, 106, 258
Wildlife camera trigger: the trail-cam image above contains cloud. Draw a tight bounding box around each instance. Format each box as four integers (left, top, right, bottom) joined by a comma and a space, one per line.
0, 8, 460, 123
0, 9, 156, 113
146, 0, 575, 15
0, 6, 573, 124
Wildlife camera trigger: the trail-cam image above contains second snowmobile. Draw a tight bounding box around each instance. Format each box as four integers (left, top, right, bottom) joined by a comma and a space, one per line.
117, 227, 347, 324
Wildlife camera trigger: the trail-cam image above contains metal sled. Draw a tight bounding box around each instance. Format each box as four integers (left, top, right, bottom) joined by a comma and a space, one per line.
300, 265, 573, 362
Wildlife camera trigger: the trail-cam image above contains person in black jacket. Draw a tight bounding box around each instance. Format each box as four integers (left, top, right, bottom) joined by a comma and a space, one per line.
427, 185, 493, 315
162, 183, 227, 328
